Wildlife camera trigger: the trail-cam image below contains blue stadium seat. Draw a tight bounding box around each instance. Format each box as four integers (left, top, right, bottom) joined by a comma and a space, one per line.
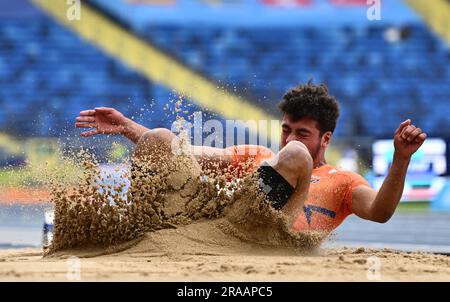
0, 17, 193, 137
136, 24, 449, 137
0, 5, 449, 140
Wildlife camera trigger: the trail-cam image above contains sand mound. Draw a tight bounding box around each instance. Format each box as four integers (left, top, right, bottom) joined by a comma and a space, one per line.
49, 217, 326, 259
48, 219, 300, 259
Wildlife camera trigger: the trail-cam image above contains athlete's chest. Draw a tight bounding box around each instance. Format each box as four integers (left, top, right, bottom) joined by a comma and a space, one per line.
293, 172, 352, 232
308, 173, 349, 206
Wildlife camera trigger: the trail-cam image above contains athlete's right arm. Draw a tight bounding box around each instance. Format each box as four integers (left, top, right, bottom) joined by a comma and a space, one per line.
75, 108, 240, 170
75, 107, 150, 144
191, 146, 235, 171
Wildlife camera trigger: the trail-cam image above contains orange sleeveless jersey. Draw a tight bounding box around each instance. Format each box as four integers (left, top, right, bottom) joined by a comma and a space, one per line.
227, 145, 371, 232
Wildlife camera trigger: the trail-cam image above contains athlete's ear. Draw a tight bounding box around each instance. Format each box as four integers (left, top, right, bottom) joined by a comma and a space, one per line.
321, 131, 332, 148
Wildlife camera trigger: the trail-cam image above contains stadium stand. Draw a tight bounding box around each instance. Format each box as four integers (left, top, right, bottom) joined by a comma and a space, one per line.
0, 0, 449, 140
0, 0, 209, 138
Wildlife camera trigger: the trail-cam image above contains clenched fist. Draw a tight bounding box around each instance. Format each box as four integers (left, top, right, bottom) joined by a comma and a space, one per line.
393, 119, 427, 160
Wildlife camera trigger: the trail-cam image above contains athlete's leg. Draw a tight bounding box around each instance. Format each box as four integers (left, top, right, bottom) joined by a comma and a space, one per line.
262, 141, 313, 225
133, 128, 201, 177
131, 128, 203, 217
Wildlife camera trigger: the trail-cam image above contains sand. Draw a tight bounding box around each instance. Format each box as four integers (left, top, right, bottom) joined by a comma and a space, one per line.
2, 139, 450, 282
2, 196, 449, 281
1, 235, 450, 281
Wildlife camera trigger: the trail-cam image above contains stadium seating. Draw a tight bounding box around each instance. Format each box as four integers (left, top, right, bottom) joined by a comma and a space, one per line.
0, 0, 449, 139
143, 23, 450, 137
0, 17, 205, 137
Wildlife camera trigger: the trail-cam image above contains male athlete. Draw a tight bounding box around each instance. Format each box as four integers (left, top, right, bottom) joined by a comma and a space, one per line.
75, 82, 427, 233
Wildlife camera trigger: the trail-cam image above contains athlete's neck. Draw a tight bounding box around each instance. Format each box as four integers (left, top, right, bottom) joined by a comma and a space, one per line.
313, 147, 328, 169
313, 158, 327, 169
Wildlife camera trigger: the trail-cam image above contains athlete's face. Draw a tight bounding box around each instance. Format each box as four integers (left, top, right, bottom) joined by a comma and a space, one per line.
280, 115, 332, 160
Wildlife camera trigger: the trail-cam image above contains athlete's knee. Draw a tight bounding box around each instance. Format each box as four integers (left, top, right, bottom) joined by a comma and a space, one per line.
138, 128, 175, 148
134, 129, 176, 159
277, 141, 312, 174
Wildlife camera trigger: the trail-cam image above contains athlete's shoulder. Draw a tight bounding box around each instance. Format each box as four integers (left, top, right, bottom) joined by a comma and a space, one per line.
316, 165, 371, 188
336, 168, 371, 189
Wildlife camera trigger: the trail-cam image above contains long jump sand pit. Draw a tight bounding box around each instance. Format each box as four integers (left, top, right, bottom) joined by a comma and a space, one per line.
1, 151, 450, 281
1, 219, 450, 281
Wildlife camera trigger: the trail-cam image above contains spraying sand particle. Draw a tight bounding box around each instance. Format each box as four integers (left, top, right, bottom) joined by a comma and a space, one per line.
46, 143, 327, 258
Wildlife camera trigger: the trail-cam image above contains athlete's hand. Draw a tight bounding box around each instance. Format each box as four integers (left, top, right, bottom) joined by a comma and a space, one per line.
393, 119, 427, 160
75, 107, 129, 137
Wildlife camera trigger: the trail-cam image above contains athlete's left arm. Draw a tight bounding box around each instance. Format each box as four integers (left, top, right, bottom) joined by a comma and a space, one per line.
351, 119, 427, 223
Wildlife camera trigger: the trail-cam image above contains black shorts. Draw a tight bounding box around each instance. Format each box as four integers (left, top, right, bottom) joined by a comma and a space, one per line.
256, 162, 294, 210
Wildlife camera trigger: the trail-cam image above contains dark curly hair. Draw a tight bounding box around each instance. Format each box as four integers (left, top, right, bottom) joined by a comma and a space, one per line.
278, 81, 340, 134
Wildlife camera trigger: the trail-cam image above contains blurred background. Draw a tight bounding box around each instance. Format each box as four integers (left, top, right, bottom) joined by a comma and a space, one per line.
0, 0, 449, 252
